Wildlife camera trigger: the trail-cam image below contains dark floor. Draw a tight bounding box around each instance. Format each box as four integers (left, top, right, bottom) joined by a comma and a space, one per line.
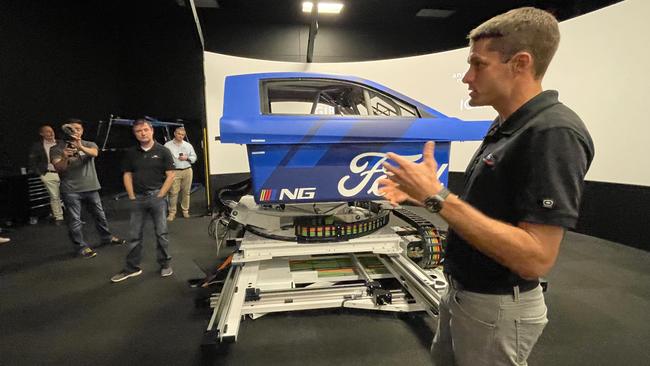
1, 198, 649, 366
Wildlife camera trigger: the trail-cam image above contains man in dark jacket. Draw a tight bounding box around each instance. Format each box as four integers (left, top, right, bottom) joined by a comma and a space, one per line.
28, 124, 64, 224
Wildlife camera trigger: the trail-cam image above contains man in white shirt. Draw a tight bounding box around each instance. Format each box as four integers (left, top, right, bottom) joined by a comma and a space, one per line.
28, 124, 64, 224
164, 127, 197, 220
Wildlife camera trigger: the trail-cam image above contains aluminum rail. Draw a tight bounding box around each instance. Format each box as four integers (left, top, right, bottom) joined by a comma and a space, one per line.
377, 253, 442, 317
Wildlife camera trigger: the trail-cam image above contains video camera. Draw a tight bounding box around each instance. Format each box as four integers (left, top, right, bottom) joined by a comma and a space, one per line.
61, 124, 79, 156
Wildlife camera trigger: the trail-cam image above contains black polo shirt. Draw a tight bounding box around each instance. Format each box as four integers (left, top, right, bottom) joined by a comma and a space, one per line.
122, 142, 175, 194
445, 90, 594, 293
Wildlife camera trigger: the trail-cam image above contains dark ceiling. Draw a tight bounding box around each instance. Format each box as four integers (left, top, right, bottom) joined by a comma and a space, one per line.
196, 0, 617, 25
191, 0, 622, 62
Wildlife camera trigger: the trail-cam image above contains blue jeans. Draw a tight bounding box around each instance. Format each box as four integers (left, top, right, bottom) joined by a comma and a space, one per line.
125, 190, 171, 271
61, 190, 113, 252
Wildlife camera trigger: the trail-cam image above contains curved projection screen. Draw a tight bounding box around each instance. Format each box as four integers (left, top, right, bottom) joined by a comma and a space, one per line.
204, 0, 650, 187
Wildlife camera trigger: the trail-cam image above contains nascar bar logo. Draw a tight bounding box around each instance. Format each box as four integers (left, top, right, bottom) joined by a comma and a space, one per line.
259, 189, 276, 202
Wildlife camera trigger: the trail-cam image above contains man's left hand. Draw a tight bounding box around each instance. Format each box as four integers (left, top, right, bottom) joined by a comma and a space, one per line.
381, 141, 444, 202
377, 178, 418, 206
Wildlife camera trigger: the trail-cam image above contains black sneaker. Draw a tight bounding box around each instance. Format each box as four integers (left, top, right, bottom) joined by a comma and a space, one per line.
79, 247, 97, 259
110, 269, 143, 283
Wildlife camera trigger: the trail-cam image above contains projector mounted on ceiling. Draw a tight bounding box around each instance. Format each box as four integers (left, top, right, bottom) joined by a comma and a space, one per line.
416, 8, 455, 18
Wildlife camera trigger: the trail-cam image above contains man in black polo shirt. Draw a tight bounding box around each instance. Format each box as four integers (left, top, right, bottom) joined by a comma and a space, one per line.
379, 7, 594, 366
111, 118, 176, 283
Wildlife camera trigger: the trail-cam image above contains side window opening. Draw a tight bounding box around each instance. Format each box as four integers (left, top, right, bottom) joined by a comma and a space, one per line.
263, 79, 420, 118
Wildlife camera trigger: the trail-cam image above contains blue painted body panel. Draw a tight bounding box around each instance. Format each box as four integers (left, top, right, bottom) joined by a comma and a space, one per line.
219, 73, 491, 204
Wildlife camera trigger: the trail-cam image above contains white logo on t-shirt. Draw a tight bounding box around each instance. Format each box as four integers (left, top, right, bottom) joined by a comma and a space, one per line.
541, 199, 554, 209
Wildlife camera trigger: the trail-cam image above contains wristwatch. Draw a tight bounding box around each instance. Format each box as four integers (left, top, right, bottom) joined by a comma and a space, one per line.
424, 187, 451, 213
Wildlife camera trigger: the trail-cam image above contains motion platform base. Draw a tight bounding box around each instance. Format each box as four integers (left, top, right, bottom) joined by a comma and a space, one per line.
204, 247, 446, 343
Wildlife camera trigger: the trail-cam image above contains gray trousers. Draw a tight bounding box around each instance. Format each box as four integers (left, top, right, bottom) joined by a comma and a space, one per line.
431, 280, 548, 366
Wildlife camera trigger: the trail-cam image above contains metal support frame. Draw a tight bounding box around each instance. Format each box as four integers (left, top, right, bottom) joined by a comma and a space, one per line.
99, 115, 185, 151
306, 1, 318, 63
234, 228, 403, 263
378, 253, 444, 317
204, 230, 447, 345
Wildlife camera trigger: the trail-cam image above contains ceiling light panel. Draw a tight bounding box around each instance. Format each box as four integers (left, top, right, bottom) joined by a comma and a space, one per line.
302, 2, 344, 14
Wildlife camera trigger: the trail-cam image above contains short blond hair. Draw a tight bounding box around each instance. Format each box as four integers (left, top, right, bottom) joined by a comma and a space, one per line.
469, 7, 560, 79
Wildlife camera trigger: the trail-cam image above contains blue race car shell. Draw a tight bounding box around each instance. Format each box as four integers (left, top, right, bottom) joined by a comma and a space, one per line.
219, 72, 491, 203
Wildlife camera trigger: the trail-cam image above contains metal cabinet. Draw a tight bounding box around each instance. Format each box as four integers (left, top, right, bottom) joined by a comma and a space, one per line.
27, 176, 52, 223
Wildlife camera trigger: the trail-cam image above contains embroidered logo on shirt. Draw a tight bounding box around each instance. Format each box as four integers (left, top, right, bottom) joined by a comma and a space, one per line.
482, 153, 496, 167
541, 199, 554, 209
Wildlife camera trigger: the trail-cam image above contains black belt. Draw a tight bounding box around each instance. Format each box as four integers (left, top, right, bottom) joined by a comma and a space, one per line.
174, 167, 191, 171
446, 274, 539, 295
47, 170, 57, 173
135, 189, 161, 198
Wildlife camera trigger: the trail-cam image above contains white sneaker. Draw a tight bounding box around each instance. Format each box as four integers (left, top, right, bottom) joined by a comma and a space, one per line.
0, 237, 10, 244
160, 266, 173, 277
110, 269, 143, 283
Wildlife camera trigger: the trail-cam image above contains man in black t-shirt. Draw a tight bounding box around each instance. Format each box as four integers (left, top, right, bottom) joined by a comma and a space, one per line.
379, 7, 593, 366
111, 118, 176, 283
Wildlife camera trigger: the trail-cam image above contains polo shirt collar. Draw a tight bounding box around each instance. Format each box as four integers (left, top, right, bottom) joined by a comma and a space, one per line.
497, 90, 560, 136
138, 142, 158, 152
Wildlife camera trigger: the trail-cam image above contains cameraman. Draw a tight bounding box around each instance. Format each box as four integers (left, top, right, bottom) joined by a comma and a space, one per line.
50, 118, 125, 259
